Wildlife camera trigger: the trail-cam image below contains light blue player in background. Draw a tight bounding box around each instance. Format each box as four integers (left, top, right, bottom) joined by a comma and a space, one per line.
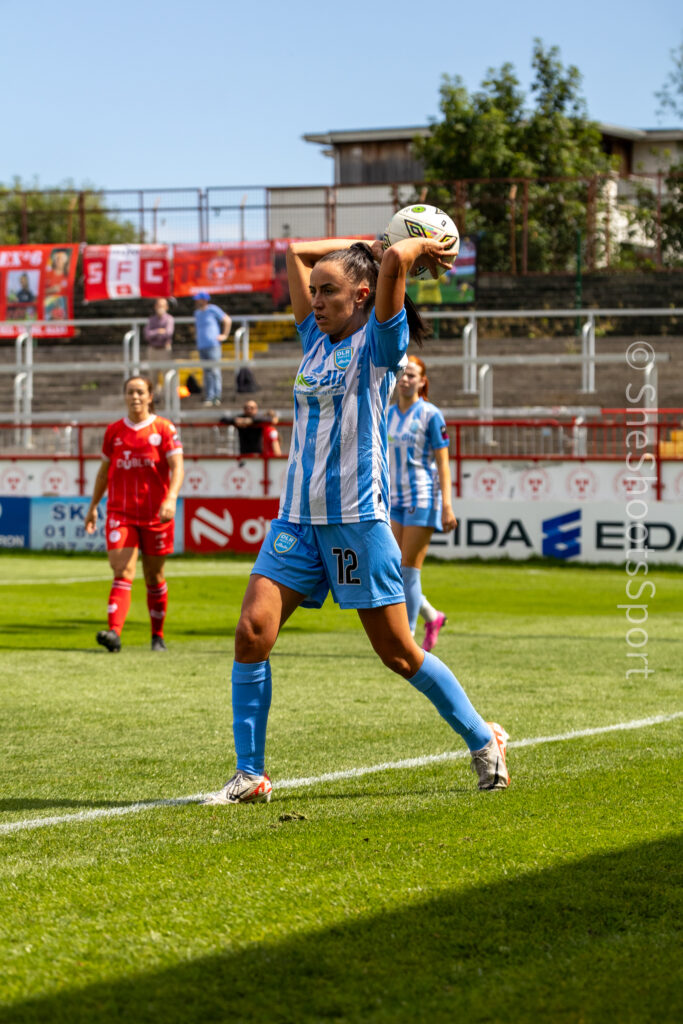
204, 235, 510, 806
388, 354, 456, 652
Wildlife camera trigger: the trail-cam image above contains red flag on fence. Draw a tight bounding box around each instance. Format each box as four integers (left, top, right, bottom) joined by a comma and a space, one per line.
172, 242, 273, 297
83, 244, 171, 301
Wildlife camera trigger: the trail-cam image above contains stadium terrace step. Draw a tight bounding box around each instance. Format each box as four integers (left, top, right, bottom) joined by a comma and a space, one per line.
1, 329, 682, 419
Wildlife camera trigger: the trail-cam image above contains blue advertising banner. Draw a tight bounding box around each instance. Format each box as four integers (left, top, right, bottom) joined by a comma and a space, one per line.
0, 497, 30, 548
29, 497, 185, 553
30, 497, 107, 552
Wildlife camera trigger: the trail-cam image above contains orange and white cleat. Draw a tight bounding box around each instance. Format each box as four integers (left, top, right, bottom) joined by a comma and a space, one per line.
470, 722, 510, 791
203, 770, 272, 805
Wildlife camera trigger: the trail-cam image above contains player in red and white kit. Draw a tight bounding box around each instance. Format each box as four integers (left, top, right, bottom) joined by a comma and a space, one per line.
85, 376, 184, 652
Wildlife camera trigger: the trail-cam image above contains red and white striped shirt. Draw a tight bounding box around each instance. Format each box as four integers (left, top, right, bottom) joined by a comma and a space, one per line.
102, 415, 182, 524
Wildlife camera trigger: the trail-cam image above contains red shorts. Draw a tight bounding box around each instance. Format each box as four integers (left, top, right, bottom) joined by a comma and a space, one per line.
106, 516, 175, 556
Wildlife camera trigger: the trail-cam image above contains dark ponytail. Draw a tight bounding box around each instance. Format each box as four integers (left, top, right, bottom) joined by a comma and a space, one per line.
404, 293, 430, 347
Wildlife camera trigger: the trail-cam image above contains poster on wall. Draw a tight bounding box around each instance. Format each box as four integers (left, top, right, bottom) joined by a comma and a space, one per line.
0, 244, 78, 337
406, 235, 477, 307
83, 244, 171, 301
173, 242, 272, 297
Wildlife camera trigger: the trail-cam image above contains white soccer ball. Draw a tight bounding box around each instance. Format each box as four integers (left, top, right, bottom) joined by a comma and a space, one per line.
382, 204, 460, 279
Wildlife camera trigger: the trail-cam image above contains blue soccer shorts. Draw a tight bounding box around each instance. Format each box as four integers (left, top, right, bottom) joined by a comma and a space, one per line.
251, 517, 405, 609
390, 505, 442, 530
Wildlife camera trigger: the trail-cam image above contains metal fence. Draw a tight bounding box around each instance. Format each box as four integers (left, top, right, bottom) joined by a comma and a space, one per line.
1, 173, 681, 272
2, 413, 681, 503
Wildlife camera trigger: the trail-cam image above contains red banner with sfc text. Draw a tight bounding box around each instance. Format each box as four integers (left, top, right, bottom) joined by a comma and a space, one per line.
173, 242, 273, 297
0, 244, 78, 337
83, 244, 171, 301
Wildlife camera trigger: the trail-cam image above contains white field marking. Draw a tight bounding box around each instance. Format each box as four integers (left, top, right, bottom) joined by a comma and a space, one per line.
1, 711, 681, 837
0, 568, 251, 586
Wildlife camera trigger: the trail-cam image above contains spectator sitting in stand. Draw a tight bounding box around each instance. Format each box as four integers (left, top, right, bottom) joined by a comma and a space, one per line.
221, 400, 281, 457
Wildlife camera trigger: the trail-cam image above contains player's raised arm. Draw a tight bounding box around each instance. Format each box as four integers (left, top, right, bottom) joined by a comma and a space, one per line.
375, 237, 453, 324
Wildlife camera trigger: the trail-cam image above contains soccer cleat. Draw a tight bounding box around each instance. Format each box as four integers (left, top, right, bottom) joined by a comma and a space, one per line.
203, 770, 272, 805
422, 612, 447, 652
470, 722, 510, 791
96, 629, 121, 653
151, 634, 167, 652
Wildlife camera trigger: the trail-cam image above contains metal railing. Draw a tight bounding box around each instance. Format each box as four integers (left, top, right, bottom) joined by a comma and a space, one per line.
2, 308, 680, 429
2, 413, 682, 503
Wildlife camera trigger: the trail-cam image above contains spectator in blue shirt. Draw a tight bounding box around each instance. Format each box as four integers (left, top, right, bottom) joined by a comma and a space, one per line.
193, 291, 231, 407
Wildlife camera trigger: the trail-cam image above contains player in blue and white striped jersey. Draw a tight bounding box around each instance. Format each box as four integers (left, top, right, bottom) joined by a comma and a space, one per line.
388, 355, 456, 652
204, 236, 509, 805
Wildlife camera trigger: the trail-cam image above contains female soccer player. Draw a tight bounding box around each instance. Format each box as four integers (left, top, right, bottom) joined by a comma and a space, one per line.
85, 375, 184, 653
205, 237, 509, 805
388, 355, 456, 652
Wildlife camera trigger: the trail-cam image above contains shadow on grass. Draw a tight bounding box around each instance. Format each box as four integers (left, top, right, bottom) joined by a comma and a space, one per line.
3, 836, 680, 1024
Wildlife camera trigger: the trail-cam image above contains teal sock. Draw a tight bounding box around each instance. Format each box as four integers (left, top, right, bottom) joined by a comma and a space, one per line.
232, 660, 272, 774
408, 651, 492, 751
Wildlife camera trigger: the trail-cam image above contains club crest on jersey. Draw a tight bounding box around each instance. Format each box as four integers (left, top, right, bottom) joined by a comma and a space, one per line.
273, 531, 297, 554
334, 346, 352, 370
148, 433, 162, 446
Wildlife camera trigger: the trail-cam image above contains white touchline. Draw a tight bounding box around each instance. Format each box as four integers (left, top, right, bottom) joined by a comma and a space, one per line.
0, 569, 250, 586
1, 711, 681, 836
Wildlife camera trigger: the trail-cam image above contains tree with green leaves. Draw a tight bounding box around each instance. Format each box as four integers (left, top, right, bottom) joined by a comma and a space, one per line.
414, 40, 613, 272
0, 177, 138, 246
655, 38, 683, 123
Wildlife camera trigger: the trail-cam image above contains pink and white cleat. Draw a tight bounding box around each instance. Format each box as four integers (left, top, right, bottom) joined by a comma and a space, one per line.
422, 612, 447, 652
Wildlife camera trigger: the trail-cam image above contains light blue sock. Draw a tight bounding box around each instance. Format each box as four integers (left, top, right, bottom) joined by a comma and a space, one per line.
401, 566, 422, 634
232, 660, 272, 774
408, 651, 492, 751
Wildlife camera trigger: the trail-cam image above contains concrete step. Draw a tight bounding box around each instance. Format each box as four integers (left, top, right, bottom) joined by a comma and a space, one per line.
2, 333, 681, 418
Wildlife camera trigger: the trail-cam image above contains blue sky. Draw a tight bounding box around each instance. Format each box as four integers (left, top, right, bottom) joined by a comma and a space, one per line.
1, 0, 680, 191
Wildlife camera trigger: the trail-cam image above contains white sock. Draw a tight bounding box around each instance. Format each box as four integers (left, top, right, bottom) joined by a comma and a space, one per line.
420, 595, 439, 623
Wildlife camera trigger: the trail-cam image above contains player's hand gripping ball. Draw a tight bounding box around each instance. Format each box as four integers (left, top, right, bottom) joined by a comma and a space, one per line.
382, 204, 460, 279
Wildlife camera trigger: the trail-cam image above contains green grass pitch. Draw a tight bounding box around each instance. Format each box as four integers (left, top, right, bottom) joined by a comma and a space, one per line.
0, 552, 681, 1023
